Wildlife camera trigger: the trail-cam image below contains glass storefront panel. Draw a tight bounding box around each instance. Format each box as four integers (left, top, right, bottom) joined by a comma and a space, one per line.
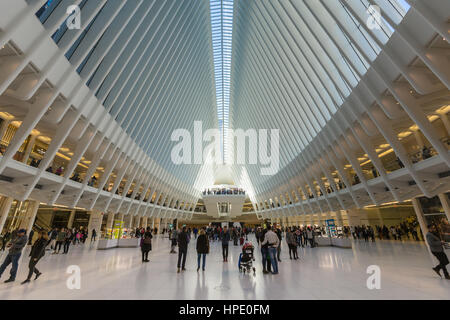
1, 200, 31, 235
72, 211, 89, 229
419, 195, 449, 243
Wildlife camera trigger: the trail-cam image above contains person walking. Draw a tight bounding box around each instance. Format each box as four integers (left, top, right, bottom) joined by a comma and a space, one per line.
22, 230, 48, 284
426, 224, 450, 279
221, 226, 231, 262
196, 229, 209, 271
141, 227, 153, 262
0, 229, 28, 283
261, 225, 280, 274
177, 227, 189, 273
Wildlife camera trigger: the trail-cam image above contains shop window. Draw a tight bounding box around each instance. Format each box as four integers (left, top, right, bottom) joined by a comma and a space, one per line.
72, 211, 89, 229
419, 196, 449, 243
1, 200, 31, 235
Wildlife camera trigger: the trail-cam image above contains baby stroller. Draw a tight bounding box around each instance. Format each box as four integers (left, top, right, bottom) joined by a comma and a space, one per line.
238, 242, 256, 275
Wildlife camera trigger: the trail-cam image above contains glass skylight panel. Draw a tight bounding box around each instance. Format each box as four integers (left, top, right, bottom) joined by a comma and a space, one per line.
210, 0, 234, 163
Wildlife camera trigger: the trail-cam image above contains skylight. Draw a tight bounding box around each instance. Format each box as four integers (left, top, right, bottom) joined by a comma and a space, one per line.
210, 0, 234, 163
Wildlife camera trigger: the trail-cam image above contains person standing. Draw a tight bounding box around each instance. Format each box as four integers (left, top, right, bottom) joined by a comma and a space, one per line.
141, 227, 153, 262
63, 229, 73, 254
22, 230, 48, 284
221, 226, 231, 262
0, 229, 28, 283
49, 228, 58, 250
259, 228, 270, 274
75, 230, 81, 244
286, 228, 298, 260
255, 227, 261, 246
193, 227, 198, 239
27, 229, 34, 245
196, 229, 209, 271
306, 227, 314, 247
177, 227, 189, 273
261, 225, 280, 275
426, 224, 450, 279
1, 231, 10, 251
82, 229, 88, 243
170, 227, 178, 254
275, 226, 282, 262
53, 228, 66, 254
91, 229, 97, 242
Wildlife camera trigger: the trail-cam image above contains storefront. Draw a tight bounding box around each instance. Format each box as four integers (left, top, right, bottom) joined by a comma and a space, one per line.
418, 194, 450, 243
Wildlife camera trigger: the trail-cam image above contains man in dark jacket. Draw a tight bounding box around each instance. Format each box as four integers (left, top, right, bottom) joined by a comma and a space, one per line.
426, 225, 450, 279
177, 227, 189, 273
0, 229, 28, 283
22, 230, 48, 284
221, 226, 231, 262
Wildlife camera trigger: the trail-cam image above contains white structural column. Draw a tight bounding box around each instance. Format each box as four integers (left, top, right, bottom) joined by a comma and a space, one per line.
105, 212, 115, 234
123, 214, 133, 230
21, 134, 37, 164
0, 196, 13, 233
87, 211, 103, 242
117, 212, 124, 230
438, 194, 450, 221
0, 119, 11, 143
141, 216, 147, 229
438, 113, 450, 135
133, 215, 140, 229
346, 209, 361, 227
334, 211, 343, 227
67, 210, 76, 229
19, 200, 39, 233
375, 208, 385, 226
411, 198, 435, 265
116, 213, 124, 237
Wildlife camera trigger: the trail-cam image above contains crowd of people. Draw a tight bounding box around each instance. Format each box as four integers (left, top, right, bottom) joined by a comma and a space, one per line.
0, 226, 98, 285
202, 188, 246, 195
0, 219, 446, 287
48, 227, 94, 254
342, 222, 421, 242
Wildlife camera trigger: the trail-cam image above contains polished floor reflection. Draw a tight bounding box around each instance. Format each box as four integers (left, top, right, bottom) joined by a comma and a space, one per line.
0, 235, 448, 300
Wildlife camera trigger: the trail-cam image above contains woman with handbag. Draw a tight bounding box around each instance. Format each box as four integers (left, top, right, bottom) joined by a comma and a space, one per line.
196, 229, 209, 271
141, 227, 153, 263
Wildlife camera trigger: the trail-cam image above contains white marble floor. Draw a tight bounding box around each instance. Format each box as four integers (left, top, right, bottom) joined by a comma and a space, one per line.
0, 235, 448, 300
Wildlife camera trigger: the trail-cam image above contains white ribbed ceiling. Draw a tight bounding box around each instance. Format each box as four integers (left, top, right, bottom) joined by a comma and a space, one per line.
22, 0, 450, 214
